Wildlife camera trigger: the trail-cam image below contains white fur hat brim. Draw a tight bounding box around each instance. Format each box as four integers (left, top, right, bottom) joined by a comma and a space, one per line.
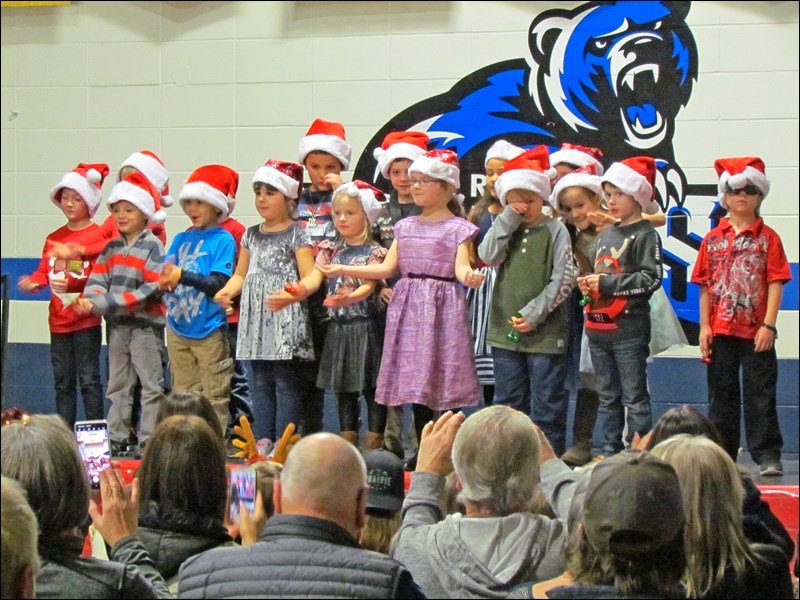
552, 172, 603, 212
601, 162, 657, 213
374, 143, 427, 179
107, 180, 166, 225
549, 149, 604, 175
50, 172, 102, 218
485, 140, 524, 167
408, 155, 460, 190
120, 152, 168, 192
334, 183, 385, 225
298, 134, 352, 170
252, 166, 301, 200
179, 182, 229, 218
717, 167, 770, 209
495, 169, 552, 207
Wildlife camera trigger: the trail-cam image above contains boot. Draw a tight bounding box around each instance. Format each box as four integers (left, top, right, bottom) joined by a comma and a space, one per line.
562, 389, 599, 467
340, 430, 359, 448
364, 431, 384, 452
561, 440, 592, 467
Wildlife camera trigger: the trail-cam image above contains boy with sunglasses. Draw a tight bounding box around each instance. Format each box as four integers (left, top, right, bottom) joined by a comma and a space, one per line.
691, 157, 791, 476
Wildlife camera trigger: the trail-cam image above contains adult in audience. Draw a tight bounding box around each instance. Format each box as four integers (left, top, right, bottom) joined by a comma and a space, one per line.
360, 449, 405, 554
178, 432, 424, 598
393, 406, 566, 598
1, 475, 40, 599
155, 391, 222, 440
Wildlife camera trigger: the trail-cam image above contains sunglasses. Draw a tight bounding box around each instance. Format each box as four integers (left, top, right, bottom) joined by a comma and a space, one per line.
724, 184, 760, 196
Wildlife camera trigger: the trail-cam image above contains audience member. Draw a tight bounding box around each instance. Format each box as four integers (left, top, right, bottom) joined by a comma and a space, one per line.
178, 433, 424, 598
393, 407, 566, 598
361, 449, 404, 554
156, 391, 222, 440
1, 475, 40, 599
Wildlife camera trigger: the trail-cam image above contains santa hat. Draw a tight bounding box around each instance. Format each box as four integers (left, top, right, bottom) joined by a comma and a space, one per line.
552, 164, 604, 212
601, 156, 659, 214
484, 140, 525, 167
334, 180, 386, 225
373, 131, 429, 179
298, 119, 352, 169
548, 143, 605, 177
118, 150, 173, 208
494, 146, 552, 206
408, 149, 465, 203
252, 159, 304, 200
107, 171, 167, 225
714, 156, 770, 209
49, 163, 110, 218
179, 164, 239, 218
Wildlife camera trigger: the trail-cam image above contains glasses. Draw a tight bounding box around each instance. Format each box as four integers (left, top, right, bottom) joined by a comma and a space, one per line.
724, 184, 760, 196
410, 178, 439, 187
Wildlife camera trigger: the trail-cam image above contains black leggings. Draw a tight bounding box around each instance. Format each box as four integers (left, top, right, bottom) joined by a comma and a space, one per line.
337, 389, 387, 434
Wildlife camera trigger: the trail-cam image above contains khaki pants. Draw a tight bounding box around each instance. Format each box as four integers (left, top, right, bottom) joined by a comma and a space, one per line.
167, 327, 233, 436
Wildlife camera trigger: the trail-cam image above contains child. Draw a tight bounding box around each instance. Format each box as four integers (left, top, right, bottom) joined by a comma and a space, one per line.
577, 156, 663, 455
17, 163, 110, 427
214, 160, 314, 443
160, 164, 238, 436
691, 157, 791, 476
467, 140, 524, 407
320, 149, 484, 468
277, 181, 388, 450
75, 172, 167, 451
478, 147, 574, 455
296, 118, 352, 436
371, 130, 430, 460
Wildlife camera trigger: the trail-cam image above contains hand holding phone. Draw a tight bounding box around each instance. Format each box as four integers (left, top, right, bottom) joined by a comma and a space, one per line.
75, 420, 111, 489
228, 467, 256, 524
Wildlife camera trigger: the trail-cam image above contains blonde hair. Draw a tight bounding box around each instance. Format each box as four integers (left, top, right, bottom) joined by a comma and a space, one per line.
331, 188, 373, 245
360, 511, 401, 555
1, 475, 40, 599
651, 435, 757, 598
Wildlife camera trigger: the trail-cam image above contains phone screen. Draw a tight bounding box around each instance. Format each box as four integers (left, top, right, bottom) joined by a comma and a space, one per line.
228, 467, 256, 523
74, 420, 110, 489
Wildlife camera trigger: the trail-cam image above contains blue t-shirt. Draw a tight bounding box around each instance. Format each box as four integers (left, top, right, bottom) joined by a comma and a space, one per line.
165, 227, 236, 339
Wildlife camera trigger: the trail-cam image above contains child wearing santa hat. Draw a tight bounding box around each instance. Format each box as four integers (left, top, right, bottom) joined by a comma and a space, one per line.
691, 157, 791, 476
577, 156, 663, 456
75, 171, 168, 450
159, 164, 238, 437
17, 163, 111, 427
275, 181, 389, 451
478, 147, 575, 455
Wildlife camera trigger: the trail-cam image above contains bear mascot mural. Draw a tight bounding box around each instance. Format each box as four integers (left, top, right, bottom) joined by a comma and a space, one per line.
353, 0, 710, 338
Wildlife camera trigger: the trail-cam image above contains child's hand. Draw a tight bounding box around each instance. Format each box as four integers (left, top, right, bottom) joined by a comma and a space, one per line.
754, 325, 775, 353
265, 290, 295, 312
587, 211, 618, 230
284, 281, 309, 299
160, 263, 181, 292
508, 314, 533, 333
507, 202, 528, 215
73, 298, 95, 316
214, 289, 232, 309
379, 287, 393, 305
698, 324, 714, 358
17, 276, 42, 293
322, 173, 343, 190
46, 240, 83, 260
462, 269, 485, 289
578, 274, 601, 295
317, 264, 345, 278
49, 274, 69, 293
323, 286, 355, 308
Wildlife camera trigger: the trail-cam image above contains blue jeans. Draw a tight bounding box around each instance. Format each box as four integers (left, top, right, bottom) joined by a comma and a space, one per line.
493, 348, 569, 455
588, 330, 651, 454
250, 359, 304, 442
226, 323, 253, 431
50, 326, 104, 427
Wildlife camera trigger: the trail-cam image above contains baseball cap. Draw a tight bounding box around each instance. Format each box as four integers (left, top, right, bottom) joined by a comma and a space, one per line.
583, 450, 684, 556
365, 449, 404, 514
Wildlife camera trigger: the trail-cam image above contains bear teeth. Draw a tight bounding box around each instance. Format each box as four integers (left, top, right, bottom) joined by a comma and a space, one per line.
622, 64, 660, 91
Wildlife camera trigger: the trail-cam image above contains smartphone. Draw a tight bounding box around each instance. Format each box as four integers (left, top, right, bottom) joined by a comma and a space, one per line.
228, 467, 256, 523
74, 420, 111, 489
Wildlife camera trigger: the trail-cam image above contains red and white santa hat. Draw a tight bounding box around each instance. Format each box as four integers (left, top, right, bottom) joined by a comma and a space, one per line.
484, 140, 525, 167
601, 156, 659, 214
107, 171, 167, 225
298, 118, 352, 170
118, 150, 173, 208
373, 131, 429, 179
408, 149, 465, 202
252, 159, 305, 200
548, 143, 605, 176
494, 146, 551, 206
49, 163, 110, 218
334, 180, 386, 225
714, 156, 770, 208
551, 164, 604, 212
179, 164, 239, 218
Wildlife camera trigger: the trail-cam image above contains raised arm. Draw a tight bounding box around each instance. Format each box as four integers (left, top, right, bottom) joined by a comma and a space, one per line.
319, 239, 399, 281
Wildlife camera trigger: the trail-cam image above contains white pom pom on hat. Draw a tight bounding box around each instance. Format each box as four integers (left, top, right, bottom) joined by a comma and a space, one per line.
49, 163, 111, 218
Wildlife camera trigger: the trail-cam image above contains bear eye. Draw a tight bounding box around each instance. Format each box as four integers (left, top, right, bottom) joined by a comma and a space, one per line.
595, 39, 607, 49
653, 20, 662, 29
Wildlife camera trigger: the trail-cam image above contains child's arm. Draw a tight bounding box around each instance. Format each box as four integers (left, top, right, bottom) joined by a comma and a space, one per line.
318, 240, 399, 281
48, 216, 119, 260
323, 280, 377, 308
597, 230, 662, 298
697, 285, 713, 358
214, 247, 250, 308
454, 241, 486, 288
754, 281, 783, 352
477, 206, 524, 266
17, 239, 52, 292
266, 245, 316, 311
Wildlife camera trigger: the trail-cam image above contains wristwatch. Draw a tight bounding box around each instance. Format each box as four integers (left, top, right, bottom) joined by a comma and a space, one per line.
762, 322, 778, 337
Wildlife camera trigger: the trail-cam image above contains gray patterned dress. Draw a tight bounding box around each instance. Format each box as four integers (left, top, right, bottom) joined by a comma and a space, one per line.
237, 223, 314, 361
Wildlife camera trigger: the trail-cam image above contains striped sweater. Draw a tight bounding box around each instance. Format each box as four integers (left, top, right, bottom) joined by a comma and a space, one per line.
83, 228, 166, 328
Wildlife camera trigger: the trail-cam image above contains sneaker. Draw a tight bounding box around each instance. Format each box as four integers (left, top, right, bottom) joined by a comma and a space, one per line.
759, 462, 784, 477
561, 443, 593, 467
110, 439, 129, 457
403, 452, 418, 472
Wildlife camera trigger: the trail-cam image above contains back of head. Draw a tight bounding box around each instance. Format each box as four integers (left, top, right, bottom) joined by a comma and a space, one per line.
250, 459, 282, 519
646, 404, 722, 450
1, 475, 40, 599
156, 391, 222, 440
452, 406, 540, 515
0, 414, 89, 541
137, 415, 227, 522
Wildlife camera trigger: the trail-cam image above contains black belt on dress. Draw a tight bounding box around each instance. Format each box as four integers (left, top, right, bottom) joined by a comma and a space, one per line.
406, 272, 456, 282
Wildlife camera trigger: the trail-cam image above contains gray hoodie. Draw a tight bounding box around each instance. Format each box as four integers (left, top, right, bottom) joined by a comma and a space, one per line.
393, 472, 567, 599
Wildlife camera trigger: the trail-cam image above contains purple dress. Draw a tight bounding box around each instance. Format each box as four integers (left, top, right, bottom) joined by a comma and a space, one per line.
377, 216, 480, 411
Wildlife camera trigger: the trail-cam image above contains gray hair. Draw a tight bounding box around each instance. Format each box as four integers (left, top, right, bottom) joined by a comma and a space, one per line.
0, 414, 89, 539
1, 475, 40, 598
452, 406, 541, 515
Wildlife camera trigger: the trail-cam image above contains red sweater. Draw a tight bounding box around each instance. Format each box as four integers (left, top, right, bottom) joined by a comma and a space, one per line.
79, 215, 167, 258
218, 217, 246, 324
